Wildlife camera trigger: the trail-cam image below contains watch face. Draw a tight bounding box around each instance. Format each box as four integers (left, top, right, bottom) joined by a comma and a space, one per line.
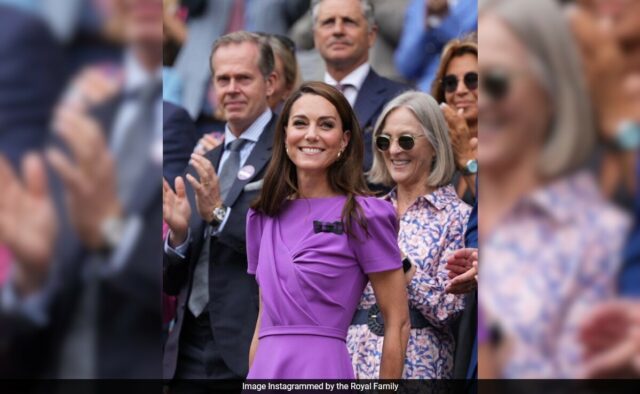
618, 121, 640, 150
467, 159, 478, 174
213, 207, 226, 222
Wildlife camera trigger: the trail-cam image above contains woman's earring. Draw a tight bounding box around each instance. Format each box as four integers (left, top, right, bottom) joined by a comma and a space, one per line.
337, 150, 342, 160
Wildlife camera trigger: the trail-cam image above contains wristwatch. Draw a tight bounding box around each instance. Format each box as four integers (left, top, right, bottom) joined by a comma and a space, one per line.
209, 204, 228, 226
461, 159, 478, 176
100, 215, 125, 252
611, 120, 640, 151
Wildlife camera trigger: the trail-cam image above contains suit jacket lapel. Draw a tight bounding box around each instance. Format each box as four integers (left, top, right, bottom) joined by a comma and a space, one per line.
223, 116, 275, 208
353, 70, 386, 130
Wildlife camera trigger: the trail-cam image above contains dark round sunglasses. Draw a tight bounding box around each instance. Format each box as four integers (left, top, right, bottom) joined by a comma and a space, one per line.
442, 72, 478, 93
481, 69, 510, 101
375, 134, 425, 151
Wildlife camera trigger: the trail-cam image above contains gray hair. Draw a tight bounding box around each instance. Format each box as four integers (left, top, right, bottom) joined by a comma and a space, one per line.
311, 0, 376, 32
368, 91, 456, 187
480, 0, 595, 178
209, 31, 275, 79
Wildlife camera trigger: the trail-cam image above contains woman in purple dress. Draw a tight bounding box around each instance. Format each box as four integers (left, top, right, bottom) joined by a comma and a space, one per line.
245, 82, 411, 379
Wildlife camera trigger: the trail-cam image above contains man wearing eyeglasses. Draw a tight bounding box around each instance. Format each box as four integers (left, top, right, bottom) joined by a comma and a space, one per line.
312, 0, 408, 173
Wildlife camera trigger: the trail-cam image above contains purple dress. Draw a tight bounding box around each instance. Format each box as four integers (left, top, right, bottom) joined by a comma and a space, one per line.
246, 196, 402, 379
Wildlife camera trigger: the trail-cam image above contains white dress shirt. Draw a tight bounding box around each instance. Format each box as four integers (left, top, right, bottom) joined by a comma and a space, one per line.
324, 62, 371, 107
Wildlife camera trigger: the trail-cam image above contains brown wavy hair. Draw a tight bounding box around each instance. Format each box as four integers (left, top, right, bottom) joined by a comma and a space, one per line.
252, 81, 371, 237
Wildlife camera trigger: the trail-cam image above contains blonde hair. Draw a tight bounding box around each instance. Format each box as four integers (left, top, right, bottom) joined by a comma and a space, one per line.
480, 0, 595, 178
368, 91, 455, 187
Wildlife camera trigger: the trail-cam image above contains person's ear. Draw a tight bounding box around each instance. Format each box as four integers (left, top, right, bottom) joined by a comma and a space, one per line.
342, 130, 351, 150
265, 71, 277, 98
367, 25, 378, 49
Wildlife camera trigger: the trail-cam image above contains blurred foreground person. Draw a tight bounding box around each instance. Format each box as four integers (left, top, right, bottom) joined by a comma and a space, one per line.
568, 0, 640, 209
0, 3, 64, 170
478, 0, 630, 378
579, 300, 640, 378
0, 0, 162, 378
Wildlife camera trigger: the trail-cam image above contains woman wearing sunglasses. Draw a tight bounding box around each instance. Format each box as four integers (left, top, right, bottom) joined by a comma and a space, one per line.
347, 91, 471, 378
432, 37, 478, 201
479, 0, 630, 378
246, 82, 410, 379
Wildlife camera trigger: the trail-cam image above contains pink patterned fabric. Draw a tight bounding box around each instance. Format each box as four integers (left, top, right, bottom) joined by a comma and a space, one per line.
347, 184, 471, 378
479, 172, 630, 378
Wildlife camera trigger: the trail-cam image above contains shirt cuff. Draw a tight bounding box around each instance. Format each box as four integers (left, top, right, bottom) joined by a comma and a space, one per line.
0, 277, 49, 327
164, 228, 191, 259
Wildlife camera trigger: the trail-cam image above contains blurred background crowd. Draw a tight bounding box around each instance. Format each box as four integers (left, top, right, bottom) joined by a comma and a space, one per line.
0, 0, 636, 385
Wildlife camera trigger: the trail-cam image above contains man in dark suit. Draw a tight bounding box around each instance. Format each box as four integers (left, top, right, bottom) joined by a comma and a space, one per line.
312, 0, 408, 171
0, 4, 64, 170
162, 31, 276, 388
0, 0, 163, 379
163, 101, 199, 185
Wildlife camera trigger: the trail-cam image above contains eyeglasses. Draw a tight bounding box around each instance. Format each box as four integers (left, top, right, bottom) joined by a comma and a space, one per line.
442, 72, 478, 93
375, 134, 425, 151
481, 69, 510, 101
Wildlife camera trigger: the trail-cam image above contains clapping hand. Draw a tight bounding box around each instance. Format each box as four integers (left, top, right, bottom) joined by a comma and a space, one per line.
185, 153, 222, 224
0, 154, 57, 295
579, 300, 640, 378
47, 104, 122, 250
445, 247, 478, 294
163, 176, 191, 246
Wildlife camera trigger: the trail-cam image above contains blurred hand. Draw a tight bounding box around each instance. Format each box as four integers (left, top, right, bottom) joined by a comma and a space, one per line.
0, 154, 56, 295
193, 133, 224, 155
440, 103, 477, 170
569, 2, 640, 138
48, 105, 122, 250
579, 300, 640, 378
185, 153, 222, 224
445, 247, 478, 294
163, 176, 191, 246
61, 65, 123, 112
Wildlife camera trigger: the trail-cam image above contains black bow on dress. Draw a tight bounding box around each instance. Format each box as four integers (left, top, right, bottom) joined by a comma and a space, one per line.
313, 221, 344, 235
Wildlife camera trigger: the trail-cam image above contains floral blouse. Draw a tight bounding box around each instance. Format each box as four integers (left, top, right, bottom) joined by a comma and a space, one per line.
479, 172, 630, 378
346, 184, 471, 378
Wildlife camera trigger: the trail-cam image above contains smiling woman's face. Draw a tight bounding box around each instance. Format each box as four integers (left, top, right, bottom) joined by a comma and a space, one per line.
478, 15, 552, 172
444, 53, 479, 125
380, 107, 434, 189
285, 94, 350, 175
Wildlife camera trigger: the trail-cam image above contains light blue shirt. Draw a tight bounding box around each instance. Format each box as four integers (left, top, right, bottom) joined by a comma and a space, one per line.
395, 0, 478, 92
219, 108, 271, 170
